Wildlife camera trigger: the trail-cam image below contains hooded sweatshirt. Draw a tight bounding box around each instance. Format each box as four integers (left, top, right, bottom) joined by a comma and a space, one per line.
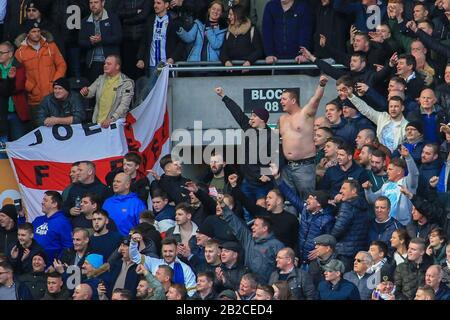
102, 192, 146, 236
32, 211, 73, 264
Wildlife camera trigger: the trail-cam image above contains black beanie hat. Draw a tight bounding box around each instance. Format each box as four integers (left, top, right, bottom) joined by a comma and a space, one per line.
53, 77, 71, 92
0, 204, 17, 224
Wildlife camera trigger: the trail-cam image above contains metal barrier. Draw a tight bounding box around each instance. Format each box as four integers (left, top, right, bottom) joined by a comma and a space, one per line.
159, 60, 346, 75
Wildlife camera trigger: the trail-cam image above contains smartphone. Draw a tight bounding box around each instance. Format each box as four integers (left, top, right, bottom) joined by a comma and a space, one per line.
14, 199, 22, 213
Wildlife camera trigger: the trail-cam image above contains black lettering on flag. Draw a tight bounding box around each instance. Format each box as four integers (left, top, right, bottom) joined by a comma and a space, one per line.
82, 123, 102, 136
151, 138, 160, 162
110, 158, 123, 171
29, 130, 43, 146
52, 125, 73, 141
35, 166, 49, 186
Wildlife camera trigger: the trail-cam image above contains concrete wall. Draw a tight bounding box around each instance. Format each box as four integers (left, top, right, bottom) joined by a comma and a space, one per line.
168, 74, 337, 136
167, 73, 338, 180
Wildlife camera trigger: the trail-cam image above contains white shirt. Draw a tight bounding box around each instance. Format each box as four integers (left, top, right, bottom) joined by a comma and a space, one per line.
150, 15, 169, 67
129, 241, 197, 296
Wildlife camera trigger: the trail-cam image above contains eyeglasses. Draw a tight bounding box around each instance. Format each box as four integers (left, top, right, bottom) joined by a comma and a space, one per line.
27, 8, 38, 12
354, 259, 367, 263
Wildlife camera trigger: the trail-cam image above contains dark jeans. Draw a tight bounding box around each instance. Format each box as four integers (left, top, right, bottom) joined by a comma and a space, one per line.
121, 40, 144, 81
8, 112, 30, 140
67, 46, 82, 78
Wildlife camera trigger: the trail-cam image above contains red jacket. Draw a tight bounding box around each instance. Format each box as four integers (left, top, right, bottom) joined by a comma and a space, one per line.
12, 60, 30, 121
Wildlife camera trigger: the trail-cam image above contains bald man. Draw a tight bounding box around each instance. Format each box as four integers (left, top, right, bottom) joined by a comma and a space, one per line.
102, 172, 147, 236
425, 265, 450, 300
407, 88, 448, 144
72, 284, 93, 300
314, 116, 331, 132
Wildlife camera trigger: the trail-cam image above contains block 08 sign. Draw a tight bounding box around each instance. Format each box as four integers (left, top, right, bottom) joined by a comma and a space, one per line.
243, 88, 300, 113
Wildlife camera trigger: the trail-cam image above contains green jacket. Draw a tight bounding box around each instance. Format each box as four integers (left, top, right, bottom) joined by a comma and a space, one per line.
394, 255, 433, 300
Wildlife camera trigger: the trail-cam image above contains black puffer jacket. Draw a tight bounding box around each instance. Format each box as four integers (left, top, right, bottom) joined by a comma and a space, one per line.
269, 268, 317, 300
331, 196, 369, 258
150, 174, 191, 205
118, 0, 152, 41
394, 255, 433, 300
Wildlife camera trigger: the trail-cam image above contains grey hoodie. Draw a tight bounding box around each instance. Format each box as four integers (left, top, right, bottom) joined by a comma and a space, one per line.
222, 206, 284, 284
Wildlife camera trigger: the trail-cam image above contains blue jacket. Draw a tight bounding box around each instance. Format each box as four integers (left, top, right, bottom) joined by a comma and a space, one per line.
319, 161, 369, 197
436, 283, 450, 300
333, 0, 387, 32
275, 179, 335, 263
418, 159, 443, 195
330, 118, 358, 146
368, 218, 403, 251
177, 19, 226, 62
392, 139, 425, 165
438, 162, 449, 192
102, 192, 147, 236
331, 197, 369, 258
346, 114, 376, 134
262, 0, 313, 58
155, 204, 176, 232
32, 211, 73, 264
318, 278, 361, 300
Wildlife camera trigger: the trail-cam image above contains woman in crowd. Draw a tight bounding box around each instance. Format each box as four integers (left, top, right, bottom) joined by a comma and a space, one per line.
219, 4, 263, 73
390, 229, 410, 266
177, 0, 227, 62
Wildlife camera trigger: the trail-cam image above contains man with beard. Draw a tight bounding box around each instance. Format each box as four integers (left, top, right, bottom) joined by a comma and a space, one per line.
129, 236, 197, 297
71, 193, 118, 234
88, 210, 123, 261
202, 153, 236, 195
135, 264, 166, 300
366, 149, 388, 193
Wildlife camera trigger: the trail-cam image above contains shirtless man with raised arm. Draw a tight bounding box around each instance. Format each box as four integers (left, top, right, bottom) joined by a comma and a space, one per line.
279, 75, 328, 198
